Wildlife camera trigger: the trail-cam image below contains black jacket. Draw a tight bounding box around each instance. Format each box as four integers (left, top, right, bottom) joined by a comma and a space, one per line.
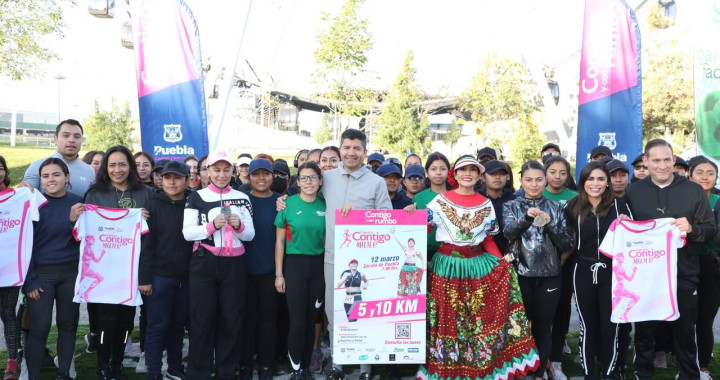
565, 197, 632, 263
503, 196, 573, 277
146, 189, 194, 280
626, 174, 716, 279
480, 189, 516, 254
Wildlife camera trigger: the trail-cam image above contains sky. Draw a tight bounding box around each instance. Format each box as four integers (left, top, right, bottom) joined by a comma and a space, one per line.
0, 0, 587, 122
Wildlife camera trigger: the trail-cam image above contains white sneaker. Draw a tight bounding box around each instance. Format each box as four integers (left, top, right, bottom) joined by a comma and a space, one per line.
548, 362, 567, 380
701, 370, 713, 380
52, 354, 78, 378
562, 340, 571, 354
135, 353, 147, 373
654, 351, 668, 369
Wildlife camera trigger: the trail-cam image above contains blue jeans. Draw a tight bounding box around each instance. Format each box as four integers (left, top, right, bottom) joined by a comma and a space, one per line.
144, 275, 189, 376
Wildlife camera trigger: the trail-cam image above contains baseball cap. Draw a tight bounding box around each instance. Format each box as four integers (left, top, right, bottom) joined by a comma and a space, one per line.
541, 142, 561, 154
367, 152, 385, 164
237, 156, 252, 167
273, 161, 290, 176
476, 147, 498, 160
207, 151, 233, 167
376, 163, 402, 177
606, 159, 629, 174
249, 158, 273, 174
631, 154, 644, 166
596, 156, 613, 165
453, 157, 485, 173
483, 160, 509, 175
152, 159, 170, 173
591, 146, 613, 159
404, 164, 426, 179
674, 156, 689, 170
161, 161, 189, 177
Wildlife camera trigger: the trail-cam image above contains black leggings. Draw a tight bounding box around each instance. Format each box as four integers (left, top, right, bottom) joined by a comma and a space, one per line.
242, 273, 280, 370
284, 255, 324, 370
0, 287, 20, 360
518, 275, 561, 378
550, 262, 574, 362
96, 303, 136, 370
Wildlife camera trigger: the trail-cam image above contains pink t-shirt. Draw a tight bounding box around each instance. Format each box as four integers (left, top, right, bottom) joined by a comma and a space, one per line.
0, 188, 47, 286
73, 205, 148, 306
599, 218, 685, 323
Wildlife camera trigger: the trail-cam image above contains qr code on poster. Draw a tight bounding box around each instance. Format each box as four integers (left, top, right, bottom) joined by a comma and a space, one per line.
395, 323, 410, 339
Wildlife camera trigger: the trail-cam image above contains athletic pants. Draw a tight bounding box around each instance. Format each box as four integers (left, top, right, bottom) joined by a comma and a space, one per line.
25, 262, 79, 378
0, 287, 20, 360
145, 275, 189, 376
187, 252, 246, 380
285, 255, 324, 370
96, 304, 136, 370
518, 275, 561, 378
241, 273, 280, 370
572, 260, 618, 379
550, 261, 574, 362
634, 277, 699, 380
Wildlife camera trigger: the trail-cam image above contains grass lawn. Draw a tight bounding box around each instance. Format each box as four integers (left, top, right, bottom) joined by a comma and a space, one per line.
0, 143, 56, 187
0, 327, 717, 379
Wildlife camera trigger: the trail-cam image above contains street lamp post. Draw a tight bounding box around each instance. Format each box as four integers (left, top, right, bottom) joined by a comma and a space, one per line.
55, 74, 65, 123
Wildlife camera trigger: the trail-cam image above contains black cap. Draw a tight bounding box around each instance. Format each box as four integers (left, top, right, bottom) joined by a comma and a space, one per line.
476, 147, 497, 160
596, 156, 613, 165
631, 154, 644, 166
153, 159, 170, 173
606, 159, 629, 174
541, 142, 561, 154
590, 146, 613, 159
272, 161, 290, 176
674, 156, 689, 170
483, 160, 509, 174
161, 161, 189, 177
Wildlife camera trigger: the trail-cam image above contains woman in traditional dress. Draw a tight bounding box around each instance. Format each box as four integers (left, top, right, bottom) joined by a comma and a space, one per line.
416, 156, 539, 380
392, 229, 425, 296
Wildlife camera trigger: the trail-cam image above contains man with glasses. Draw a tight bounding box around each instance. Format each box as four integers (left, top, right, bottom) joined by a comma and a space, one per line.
402, 164, 426, 200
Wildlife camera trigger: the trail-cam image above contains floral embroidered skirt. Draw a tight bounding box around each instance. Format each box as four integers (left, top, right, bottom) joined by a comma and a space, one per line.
398, 263, 424, 296
417, 244, 539, 380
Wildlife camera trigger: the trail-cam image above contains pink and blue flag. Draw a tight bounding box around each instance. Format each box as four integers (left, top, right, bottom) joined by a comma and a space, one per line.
576, 0, 642, 177
130, 0, 208, 161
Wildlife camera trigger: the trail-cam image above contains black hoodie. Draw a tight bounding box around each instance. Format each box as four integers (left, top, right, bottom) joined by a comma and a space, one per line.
480, 188, 516, 254
626, 174, 716, 279
146, 189, 194, 279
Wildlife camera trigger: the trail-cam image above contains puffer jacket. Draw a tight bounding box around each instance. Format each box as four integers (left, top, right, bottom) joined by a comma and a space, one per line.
502, 196, 573, 277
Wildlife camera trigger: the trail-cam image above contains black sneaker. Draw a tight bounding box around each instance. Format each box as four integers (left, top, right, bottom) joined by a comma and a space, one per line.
96, 368, 113, 380
85, 333, 97, 354
358, 372, 371, 380
111, 364, 128, 380
259, 367, 273, 380
56, 372, 72, 380
301, 369, 315, 380
326, 367, 344, 380
289, 370, 303, 380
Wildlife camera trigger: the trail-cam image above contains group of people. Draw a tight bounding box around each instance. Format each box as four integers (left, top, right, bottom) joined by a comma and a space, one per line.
0, 118, 717, 380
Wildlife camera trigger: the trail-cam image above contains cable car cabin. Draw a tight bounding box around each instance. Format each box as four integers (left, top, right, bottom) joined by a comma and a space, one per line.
121, 21, 134, 49
88, 0, 115, 18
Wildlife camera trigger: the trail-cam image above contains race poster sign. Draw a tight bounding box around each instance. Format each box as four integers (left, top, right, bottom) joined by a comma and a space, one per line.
333, 209, 427, 365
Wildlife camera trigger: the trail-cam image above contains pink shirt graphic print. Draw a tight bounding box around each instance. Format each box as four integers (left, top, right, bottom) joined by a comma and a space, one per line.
599, 218, 685, 323
73, 205, 148, 306
0, 188, 47, 286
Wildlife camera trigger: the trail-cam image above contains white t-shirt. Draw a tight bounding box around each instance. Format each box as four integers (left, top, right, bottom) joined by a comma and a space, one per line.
73, 205, 148, 306
599, 218, 685, 323
0, 188, 47, 286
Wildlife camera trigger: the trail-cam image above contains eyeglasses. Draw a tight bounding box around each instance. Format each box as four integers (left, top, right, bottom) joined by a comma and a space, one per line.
274, 173, 289, 179
633, 165, 648, 170
542, 151, 561, 157
298, 175, 320, 182
405, 176, 423, 182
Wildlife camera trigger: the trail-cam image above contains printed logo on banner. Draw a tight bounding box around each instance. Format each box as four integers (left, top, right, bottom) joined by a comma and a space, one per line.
389, 354, 396, 362
408, 348, 419, 353
163, 124, 183, 143
598, 132, 617, 149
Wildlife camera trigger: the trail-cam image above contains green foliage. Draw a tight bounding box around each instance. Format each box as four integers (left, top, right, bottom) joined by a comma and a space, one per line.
0, 0, 69, 79
83, 100, 135, 151
376, 51, 432, 156
457, 55, 541, 154
642, 35, 693, 143
314, 0, 373, 133
510, 118, 544, 164
314, 115, 333, 145
442, 118, 463, 156
647, 1, 674, 31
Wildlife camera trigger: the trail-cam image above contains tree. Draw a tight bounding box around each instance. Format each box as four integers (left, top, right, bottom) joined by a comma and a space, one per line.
442, 118, 463, 157
457, 54, 541, 156
647, 1, 674, 31
375, 51, 432, 156
0, 0, 68, 79
314, 115, 333, 145
314, 0, 373, 138
510, 118, 545, 164
83, 100, 135, 151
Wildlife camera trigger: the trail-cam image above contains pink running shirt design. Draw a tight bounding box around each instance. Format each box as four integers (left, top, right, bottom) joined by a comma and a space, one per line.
0, 188, 47, 286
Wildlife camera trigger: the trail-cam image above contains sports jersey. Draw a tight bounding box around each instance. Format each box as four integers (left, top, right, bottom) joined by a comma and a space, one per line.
542, 188, 577, 207
274, 195, 326, 255
182, 183, 255, 257
72, 205, 149, 306
599, 218, 685, 323
0, 188, 47, 286
426, 191, 499, 246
